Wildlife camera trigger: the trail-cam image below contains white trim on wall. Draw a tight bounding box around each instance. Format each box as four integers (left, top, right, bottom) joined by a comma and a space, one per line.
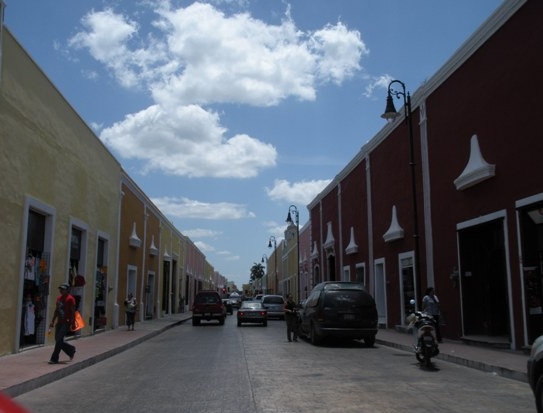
514, 192, 543, 348
374, 258, 387, 327
16, 196, 57, 351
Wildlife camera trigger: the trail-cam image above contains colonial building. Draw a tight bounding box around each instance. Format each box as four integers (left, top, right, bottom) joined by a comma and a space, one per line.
0, 28, 121, 355
308, 0, 542, 350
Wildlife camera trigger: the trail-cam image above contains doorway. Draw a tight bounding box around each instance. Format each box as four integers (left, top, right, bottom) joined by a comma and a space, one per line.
374, 259, 387, 327
459, 219, 509, 339
518, 203, 543, 343
146, 272, 155, 319
162, 260, 170, 314
399, 253, 416, 324
327, 255, 336, 281
93, 237, 108, 332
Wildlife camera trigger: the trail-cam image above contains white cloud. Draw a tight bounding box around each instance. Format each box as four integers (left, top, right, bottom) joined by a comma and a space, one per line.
183, 228, 221, 238
364, 74, 393, 98
263, 221, 286, 241
226, 255, 240, 261
217, 250, 231, 256
151, 196, 255, 219
310, 22, 368, 85
100, 104, 277, 178
194, 241, 215, 252
68, 2, 366, 178
265, 178, 332, 205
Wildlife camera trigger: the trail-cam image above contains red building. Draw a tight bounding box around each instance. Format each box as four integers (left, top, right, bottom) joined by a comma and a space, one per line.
308, 0, 542, 350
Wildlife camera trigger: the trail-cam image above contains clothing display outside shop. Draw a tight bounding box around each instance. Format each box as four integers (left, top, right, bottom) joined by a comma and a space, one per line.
20, 251, 50, 348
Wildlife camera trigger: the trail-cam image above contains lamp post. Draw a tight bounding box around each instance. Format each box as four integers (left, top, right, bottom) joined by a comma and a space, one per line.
268, 236, 277, 294
286, 205, 300, 303
381, 79, 422, 309
261, 254, 268, 294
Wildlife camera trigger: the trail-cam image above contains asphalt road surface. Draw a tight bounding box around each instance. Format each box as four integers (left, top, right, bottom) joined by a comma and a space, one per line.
16, 313, 535, 413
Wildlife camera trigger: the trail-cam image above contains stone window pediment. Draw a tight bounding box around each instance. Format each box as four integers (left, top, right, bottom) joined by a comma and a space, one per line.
345, 227, 358, 255
383, 205, 404, 242
129, 222, 141, 248
454, 134, 495, 190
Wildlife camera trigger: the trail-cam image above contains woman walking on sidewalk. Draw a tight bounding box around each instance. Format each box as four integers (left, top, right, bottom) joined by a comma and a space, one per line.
124, 293, 137, 331
48, 283, 76, 364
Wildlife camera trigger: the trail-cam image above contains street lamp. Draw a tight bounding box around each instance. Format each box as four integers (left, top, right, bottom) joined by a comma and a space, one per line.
268, 236, 277, 294
286, 205, 300, 303
381, 79, 422, 309
260, 254, 268, 294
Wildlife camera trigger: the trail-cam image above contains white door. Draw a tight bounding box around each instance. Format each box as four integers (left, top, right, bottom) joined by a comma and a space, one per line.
374, 260, 387, 326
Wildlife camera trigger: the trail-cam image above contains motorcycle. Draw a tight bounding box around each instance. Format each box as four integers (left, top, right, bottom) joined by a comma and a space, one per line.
406, 299, 439, 367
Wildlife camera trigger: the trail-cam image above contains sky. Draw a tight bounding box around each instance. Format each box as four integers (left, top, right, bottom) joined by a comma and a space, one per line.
4, 0, 504, 288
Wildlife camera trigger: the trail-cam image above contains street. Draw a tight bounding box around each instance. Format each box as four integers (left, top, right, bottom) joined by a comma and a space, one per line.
16, 314, 535, 413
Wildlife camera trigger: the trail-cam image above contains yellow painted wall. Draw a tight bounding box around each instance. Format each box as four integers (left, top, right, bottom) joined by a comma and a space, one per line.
0, 29, 121, 355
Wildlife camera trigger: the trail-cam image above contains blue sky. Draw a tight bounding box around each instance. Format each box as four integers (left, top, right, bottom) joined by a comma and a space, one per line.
5, 0, 503, 287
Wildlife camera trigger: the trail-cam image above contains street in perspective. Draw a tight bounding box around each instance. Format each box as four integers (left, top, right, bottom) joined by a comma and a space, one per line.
2, 0, 543, 413
14, 316, 535, 413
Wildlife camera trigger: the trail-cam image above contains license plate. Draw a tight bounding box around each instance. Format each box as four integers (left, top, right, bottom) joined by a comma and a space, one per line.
344, 314, 355, 320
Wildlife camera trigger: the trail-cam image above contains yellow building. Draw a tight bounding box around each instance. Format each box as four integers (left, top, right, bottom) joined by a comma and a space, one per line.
282, 225, 299, 302
0, 28, 121, 355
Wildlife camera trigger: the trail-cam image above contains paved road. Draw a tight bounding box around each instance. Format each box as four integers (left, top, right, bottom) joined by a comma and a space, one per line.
16, 313, 535, 413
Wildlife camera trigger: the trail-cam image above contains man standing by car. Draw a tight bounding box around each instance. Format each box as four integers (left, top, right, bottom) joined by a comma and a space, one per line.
283, 294, 298, 342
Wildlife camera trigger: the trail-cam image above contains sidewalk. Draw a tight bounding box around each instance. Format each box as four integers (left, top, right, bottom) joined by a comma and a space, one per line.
1, 316, 529, 398
376, 328, 528, 382
0, 312, 192, 397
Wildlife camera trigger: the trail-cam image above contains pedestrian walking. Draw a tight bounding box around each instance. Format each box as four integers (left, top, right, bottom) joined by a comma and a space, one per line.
422, 287, 442, 342
48, 283, 76, 364
283, 294, 299, 342
124, 293, 137, 331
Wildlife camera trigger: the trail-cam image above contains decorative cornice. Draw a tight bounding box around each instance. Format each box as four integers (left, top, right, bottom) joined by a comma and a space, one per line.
149, 235, 158, 256
324, 222, 335, 249
311, 241, 319, 260
129, 222, 141, 248
454, 135, 495, 190
345, 227, 358, 255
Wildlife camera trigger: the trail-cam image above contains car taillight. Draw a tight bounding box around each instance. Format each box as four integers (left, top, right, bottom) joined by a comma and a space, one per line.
260, 312, 266, 316
239, 312, 244, 316
317, 311, 325, 322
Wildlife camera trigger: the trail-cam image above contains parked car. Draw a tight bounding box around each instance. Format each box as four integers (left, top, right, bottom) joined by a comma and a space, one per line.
298, 282, 378, 346
192, 290, 226, 326
261, 295, 285, 319
222, 298, 234, 315
237, 301, 267, 327
253, 294, 264, 302
528, 335, 543, 412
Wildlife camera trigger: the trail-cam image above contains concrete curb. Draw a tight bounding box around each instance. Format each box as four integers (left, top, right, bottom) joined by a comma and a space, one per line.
5, 317, 190, 398
375, 338, 527, 383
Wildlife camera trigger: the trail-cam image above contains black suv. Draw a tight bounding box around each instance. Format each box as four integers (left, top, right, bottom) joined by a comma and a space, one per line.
298, 282, 378, 346
528, 335, 543, 412
192, 290, 226, 326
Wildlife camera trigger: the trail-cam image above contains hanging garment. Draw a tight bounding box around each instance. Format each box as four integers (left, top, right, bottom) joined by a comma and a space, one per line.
24, 256, 35, 281
24, 302, 35, 336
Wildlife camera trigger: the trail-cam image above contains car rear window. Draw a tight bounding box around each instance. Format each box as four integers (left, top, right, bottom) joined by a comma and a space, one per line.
324, 282, 365, 291
196, 294, 220, 304
263, 296, 284, 304
241, 302, 263, 309
323, 291, 372, 309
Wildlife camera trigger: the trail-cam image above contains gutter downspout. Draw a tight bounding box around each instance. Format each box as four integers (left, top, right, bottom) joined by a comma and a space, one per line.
140, 205, 148, 322
113, 185, 124, 328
